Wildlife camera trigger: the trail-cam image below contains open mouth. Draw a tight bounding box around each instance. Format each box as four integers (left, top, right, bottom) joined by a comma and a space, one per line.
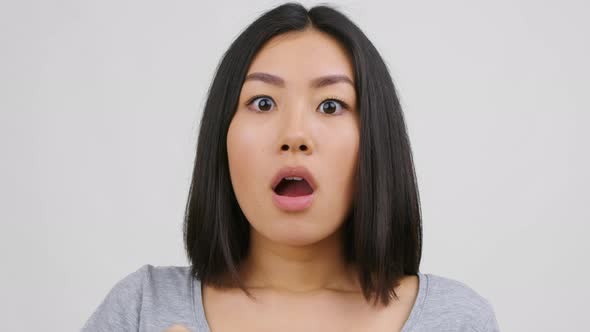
273, 176, 314, 197
270, 165, 317, 212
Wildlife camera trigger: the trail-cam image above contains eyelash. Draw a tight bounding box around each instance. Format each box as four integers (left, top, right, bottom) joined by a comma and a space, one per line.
245, 94, 350, 114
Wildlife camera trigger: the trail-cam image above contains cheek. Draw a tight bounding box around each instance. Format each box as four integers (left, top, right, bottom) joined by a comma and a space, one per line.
324, 123, 359, 213
227, 120, 254, 191
327, 124, 359, 187
226, 116, 270, 213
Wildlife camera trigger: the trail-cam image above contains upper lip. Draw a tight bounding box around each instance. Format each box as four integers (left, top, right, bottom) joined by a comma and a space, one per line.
271, 165, 317, 192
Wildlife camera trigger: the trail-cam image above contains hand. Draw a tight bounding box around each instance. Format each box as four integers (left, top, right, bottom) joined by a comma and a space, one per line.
164, 324, 191, 332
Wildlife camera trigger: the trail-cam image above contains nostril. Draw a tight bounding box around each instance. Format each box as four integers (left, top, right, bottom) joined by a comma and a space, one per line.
300, 145, 307, 151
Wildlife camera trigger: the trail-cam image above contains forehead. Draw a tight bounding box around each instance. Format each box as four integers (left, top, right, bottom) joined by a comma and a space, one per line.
246, 28, 355, 82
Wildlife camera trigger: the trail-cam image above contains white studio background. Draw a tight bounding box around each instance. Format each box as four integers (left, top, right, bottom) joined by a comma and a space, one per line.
1, 0, 588, 331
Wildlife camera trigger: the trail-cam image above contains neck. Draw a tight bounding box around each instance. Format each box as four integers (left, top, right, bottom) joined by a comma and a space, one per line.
238, 226, 360, 294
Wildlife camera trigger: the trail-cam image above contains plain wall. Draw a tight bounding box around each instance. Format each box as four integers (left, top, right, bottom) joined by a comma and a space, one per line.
1, 0, 588, 331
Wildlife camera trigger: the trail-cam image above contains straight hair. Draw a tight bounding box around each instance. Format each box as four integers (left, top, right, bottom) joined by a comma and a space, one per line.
183, 2, 422, 306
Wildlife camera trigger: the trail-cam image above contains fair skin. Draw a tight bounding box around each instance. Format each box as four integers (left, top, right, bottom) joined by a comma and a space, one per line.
185, 28, 419, 332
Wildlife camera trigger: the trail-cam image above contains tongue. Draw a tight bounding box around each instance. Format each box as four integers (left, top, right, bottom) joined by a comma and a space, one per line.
275, 180, 313, 197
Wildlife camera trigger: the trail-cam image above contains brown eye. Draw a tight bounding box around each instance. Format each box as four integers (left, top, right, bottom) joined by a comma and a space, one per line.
318, 99, 346, 115
249, 96, 275, 112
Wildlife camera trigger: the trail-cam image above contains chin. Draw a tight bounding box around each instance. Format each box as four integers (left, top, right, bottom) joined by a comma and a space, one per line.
256, 221, 342, 247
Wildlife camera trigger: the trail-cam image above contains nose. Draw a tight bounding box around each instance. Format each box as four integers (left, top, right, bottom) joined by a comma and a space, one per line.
280, 140, 311, 153
278, 104, 314, 155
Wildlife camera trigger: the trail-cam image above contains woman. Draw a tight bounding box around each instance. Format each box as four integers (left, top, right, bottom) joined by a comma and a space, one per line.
82, 2, 499, 331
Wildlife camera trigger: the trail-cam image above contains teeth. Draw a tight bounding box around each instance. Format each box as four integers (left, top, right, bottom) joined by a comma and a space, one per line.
284, 176, 303, 181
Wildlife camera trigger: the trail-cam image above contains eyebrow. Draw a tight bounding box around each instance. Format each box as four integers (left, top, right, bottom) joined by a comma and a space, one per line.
244, 72, 354, 88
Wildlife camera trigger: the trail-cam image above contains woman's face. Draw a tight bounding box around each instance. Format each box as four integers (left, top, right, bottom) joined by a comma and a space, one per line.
227, 28, 359, 246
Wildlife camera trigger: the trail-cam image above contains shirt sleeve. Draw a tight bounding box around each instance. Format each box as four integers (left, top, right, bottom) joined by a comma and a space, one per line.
481, 310, 501, 332
478, 299, 501, 332
81, 265, 149, 332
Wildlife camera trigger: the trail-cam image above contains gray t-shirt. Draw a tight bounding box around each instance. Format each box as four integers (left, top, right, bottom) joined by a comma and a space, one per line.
81, 264, 500, 331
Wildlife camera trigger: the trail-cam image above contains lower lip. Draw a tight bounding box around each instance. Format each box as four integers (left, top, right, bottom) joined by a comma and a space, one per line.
272, 191, 314, 212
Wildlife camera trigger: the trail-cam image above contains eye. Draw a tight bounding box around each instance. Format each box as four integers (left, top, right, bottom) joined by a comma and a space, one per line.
245, 96, 349, 114
318, 98, 349, 115
247, 95, 275, 112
